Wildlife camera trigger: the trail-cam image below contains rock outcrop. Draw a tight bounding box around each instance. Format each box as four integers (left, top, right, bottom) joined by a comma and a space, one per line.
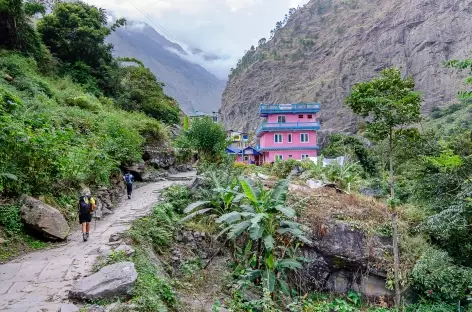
69, 262, 138, 300
220, 0, 472, 134
301, 221, 393, 299
20, 196, 70, 240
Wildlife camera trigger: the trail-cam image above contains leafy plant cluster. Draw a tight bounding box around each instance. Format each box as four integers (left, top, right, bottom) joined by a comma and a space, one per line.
175, 116, 228, 161
1, 0, 179, 124
0, 53, 164, 195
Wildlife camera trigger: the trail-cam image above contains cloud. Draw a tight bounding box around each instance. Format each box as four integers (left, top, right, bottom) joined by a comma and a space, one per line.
85, 0, 310, 78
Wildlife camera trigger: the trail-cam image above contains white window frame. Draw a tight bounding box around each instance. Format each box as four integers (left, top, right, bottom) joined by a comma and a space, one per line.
274, 134, 283, 144
301, 154, 310, 160
288, 155, 293, 159
300, 133, 309, 143
243, 155, 250, 161
275, 155, 283, 161
277, 116, 286, 123
288, 133, 292, 143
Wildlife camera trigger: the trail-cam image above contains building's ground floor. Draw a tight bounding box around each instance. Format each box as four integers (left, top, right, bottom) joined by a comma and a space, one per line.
261, 150, 318, 163
227, 146, 319, 165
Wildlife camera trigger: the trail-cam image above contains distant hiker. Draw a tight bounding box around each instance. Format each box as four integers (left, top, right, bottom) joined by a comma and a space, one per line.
123, 171, 134, 199
78, 190, 96, 242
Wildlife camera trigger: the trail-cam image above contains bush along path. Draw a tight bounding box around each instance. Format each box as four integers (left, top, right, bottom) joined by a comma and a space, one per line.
0, 171, 196, 312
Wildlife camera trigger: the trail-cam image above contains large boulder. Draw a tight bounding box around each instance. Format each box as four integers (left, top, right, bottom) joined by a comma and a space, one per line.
300, 221, 393, 299
20, 196, 70, 240
69, 262, 137, 300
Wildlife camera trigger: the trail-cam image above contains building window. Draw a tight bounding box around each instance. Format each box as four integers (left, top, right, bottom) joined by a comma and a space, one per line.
300, 133, 309, 143
301, 154, 310, 160
243, 156, 250, 161
288, 134, 292, 143
308, 114, 313, 119
275, 155, 283, 161
298, 115, 304, 118
288, 155, 293, 158
278, 116, 286, 123
274, 134, 283, 143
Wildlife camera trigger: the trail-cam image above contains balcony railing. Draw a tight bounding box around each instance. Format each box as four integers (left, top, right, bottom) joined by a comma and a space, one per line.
260, 102, 321, 116
256, 121, 321, 136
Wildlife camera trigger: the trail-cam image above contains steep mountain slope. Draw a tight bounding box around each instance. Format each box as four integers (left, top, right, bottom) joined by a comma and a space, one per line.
220, 0, 472, 133
108, 23, 226, 113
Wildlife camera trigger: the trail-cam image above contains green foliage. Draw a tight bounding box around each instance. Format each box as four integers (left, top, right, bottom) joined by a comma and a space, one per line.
272, 159, 299, 178
217, 178, 310, 297
410, 248, 472, 303
115, 60, 180, 124
323, 133, 378, 175
37, 1, 123, 95
177, 117, 227, 160
0, 52, 165, 195
0, 204, 23, 235
162, 184, 191, 214
0, 0, 45, 59
129, 203, 176, 252
345, 68, 422, 141
132, 248, 178, 311
446, 59, 472, 102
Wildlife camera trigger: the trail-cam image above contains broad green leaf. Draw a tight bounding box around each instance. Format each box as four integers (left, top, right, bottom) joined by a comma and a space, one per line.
278, 227, 303, 236
264, 270, 276, 293
280, 220, 303, 229
278, 279, 290, 296
180, 208, 212, 223
270, 178, 289, 204
276, 206, 295, 218
0, 173, 18, 181
215, 225, 232, 239
240, 178, 257, 203
228, 221, 251, 239
210, 171, 221, 189
241, 204, 256, 213
184, 201, 210, 214
277, 259, 303, 270
265, 254, 275, 270
216, 211, 241, 224
263, 235, 274, 250
249, 223, 263, 240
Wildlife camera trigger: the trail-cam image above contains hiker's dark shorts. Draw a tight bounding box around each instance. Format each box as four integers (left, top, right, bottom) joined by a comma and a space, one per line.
126, 183, 133, 195
79, 213, 92, 224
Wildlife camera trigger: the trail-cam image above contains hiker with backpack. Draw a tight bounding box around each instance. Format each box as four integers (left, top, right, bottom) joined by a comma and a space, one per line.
123, 171, 134, 199
78, 190, 96, 242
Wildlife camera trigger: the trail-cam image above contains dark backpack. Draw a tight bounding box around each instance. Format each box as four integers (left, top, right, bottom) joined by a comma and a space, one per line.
79, 195, 91, 214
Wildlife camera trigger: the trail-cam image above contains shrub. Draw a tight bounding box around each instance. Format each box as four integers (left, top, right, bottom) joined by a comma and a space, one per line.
0, 204, 23, 235
162, 184, 190, 214
128, 203, 176, 252
272, 159, 299, 178
410, 248, 472, 303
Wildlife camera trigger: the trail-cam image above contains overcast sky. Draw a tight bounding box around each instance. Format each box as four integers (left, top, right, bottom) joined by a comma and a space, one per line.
85, 0, 309, 79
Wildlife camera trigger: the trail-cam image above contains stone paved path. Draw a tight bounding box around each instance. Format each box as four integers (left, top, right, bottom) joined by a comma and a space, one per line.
0, 172, 196, 312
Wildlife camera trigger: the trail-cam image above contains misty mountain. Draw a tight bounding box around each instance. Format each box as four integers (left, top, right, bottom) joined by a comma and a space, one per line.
108, 22, 225, 114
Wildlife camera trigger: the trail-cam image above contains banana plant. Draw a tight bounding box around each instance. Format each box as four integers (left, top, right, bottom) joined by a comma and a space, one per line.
216, 178, 311, 296
180, 171, 243, 223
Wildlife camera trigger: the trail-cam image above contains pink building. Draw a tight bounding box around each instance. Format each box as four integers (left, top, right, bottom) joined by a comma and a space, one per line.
257, 103, 321, 163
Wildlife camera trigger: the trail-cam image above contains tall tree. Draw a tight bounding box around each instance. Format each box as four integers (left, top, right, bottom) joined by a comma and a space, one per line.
0, 0, 44, 58
37, 1, 125, 94
115, 58, 180, 124
345, 68, 422, 309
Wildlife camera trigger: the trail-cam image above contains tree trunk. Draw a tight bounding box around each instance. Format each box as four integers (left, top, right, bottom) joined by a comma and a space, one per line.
389, 134, 401, 310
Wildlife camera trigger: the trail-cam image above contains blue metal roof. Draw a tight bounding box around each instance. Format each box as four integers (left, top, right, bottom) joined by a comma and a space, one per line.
225, 147, 242, 154
242, 146, 261, 155
260, 102, 321, 116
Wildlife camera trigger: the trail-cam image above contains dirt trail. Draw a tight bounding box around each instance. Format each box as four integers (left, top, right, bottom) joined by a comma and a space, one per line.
0, 171, 196, 312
